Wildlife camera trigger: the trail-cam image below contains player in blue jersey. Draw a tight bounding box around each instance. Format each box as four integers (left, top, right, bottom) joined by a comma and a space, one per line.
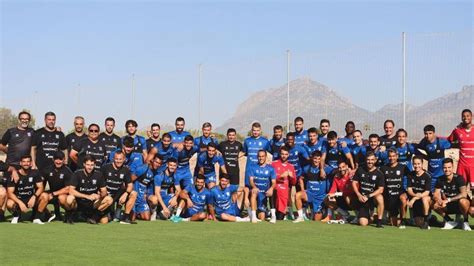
320, 131, 354, 178
304, 127, 326, 156
194, 122, 219, 155
197, 142, 227, 189
172, 175, 211, 222
285, 132, 310, 189
294, 151, 332, 223
151, 158, 179, 220
243, 122, 271, 187
249, 150, 277, 223
146, 123, 161, 152
108, 136, 144, 174
319, 119, 331, 141
122, 119, 147, 160
338, 121, 356, 147
269, 125, 285, 160
208, 174, 250, 222
350, 130, 366, 169
132, 154, 163, 221
394, 129, 416, 171
293, 117, 308, 146
174, 135, 198, 189
366, 134, 388, 167
146, 133, 176, 171
416, 125, 451, 192
168, 117, 191, 150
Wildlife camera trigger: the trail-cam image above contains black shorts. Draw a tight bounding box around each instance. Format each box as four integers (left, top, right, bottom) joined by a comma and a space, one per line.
445, 201, 462, 215
385, 195, 401, 217
355, 198, 375, 219
411, 199, 425, 217
76, 198, 94, 212
227, 172, 240, 186
336, 196, 351, 211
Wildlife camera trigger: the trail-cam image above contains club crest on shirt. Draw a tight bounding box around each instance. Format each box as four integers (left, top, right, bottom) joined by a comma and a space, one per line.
29, 177, 33, 182
119, 174, 124, 179
372, 175, 376, 181
27, 132, 32, 137
396, 170, 401, 175
92, 179, 97, 185
59, 174, 64, 179
55, 135, 59, 139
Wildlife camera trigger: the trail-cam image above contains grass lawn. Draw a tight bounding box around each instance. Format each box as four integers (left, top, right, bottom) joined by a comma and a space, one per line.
0, 218, 472, 265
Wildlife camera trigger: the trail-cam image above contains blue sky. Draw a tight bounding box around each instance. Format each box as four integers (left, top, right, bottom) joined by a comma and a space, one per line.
1, 0, 472, 131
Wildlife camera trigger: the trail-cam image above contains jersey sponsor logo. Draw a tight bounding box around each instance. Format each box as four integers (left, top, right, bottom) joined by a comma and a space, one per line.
113, 139, 117, 142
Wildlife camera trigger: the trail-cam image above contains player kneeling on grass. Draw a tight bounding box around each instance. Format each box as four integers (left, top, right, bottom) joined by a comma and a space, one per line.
352, 152, 385, 228
325, 160, 357, 223
6, 155, 45, 224
132, 154, 162, 221
432, 158, 471, 231
67, 155, 112, 224
38, 151, 73, 223
208, 174, 250, 222
150, 158, 180, 220
294, 151, 331, 223
197, 142, 227, 189
406, 156, 432, 229
101, 151, 137, 224
172, 174, 211, 222
249, 150, 276, 223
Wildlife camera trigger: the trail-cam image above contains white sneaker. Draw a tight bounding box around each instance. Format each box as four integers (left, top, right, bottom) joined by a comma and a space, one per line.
241, 217, 250, 222
270, 217, 276, 224
442, 221, 458, 230
47, 214, 56, 223
33, 219, 44, 225
11, 216, 19, 224
293, 217, 305, 223
462, 222, 472, 231
150, 210, 157, 221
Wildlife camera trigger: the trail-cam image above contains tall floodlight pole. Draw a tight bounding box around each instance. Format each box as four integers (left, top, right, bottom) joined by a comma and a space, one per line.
131, 74, 135, 119
287, 49, 290, 132
402, 32, 406, 130
198, 64, 202, 135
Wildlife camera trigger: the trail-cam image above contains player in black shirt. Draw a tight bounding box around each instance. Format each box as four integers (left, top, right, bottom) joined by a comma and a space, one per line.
432, 158, 471, 231
352, 152, 385, 227
31, 111, 67, 170
38, 151, 73, 222
146, 123, 161, 152
380, 119, 397, 148
98, 117, 122, 158
65, 116, 87, 171
0, 111, 34, 169
101, 151, 137, 224
70, 124, 107, 171
380, 148, 409, 228
6, 155, 44, 224
67, 155, 111, 224
218, 128, 244, 185
406, 156, 432, 229
0, 161, 9, 221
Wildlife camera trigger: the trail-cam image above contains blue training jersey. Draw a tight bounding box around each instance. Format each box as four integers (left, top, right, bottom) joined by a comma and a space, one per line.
303, 164, 331, 199
243, 136, 271, 164
168, 130, 191, 144
174, 147, 198, 170
197, 152, 225, 178
154, 169, 177, 196
122, 135, 147, 154
210, 185, 239, 215
294, 129, 308, 146
396, 143, 416, 171
154, 142, 177, 163
324, 143, 351, 170
416, 137, 451, 178
185, 184, 211, 213
288, 145, 310, 177
108, 148, 143, 174
269, 137, 285, 160
249, 164, 276, 192
194, 136, 219, 153
134, 164, 157, 186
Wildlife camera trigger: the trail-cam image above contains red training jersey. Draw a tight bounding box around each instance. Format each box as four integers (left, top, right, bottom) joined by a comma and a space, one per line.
271, 160, 297, 189
448, 126, 474, 166
329, 170, 355, 196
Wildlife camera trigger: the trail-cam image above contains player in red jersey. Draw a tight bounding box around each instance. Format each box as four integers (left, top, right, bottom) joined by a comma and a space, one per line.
271, 146, 296, 221
325, 160, 357, 222
448, 109, 474, 189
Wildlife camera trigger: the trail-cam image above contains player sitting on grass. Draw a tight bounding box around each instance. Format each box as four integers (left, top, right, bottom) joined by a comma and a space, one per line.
171, 174, 211, 222
249, 150, 276, 223
208, 174, 250, 222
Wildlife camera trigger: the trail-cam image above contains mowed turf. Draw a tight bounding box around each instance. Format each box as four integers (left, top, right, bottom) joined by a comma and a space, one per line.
0, 219, 472, 265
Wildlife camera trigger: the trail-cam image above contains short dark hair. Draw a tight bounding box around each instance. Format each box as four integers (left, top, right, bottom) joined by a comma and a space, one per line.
384, 119, 395, 127
353, 130, 362, 136
273, 125, 283, 131
462, 109, 472, 115
412, 155, 424, 163
252, 122, 261, 128
175, 117, 185, 124
294, 117, 304, 123
196, 174, 206, 181
396, 128, 408, 137
443, 158, 454, 165
308, 127, 318, 134
88, 124, 100, 131
327, 131, 337, 140
202, 122, 212, 128
368, 134, 379, 140
423, 125, 435, 133
286, 132, 295, 138
167, 157, 178, 164
105, 117, 115, 123
151, 123, 160, 129
280, 146, 289, 153
44, 111, 56, 118
258, 149, 267, 156
227, 128, 236, 135
114, 150, 125, 157
320, 119, 330, 126
207, 142, 217, 149
20, 154, 32, 161
122, 136, 134, 148
219, 173, 229, 180
184, 135, 194, 142
83, 155, 95, 164
125, 119, 138, 128
387, 148, 398, 155
311, 150, 322, 157
365, 151, 376, 158
18, 111, 31, 120
345, 121, 355, 127
162, 133, 171, 140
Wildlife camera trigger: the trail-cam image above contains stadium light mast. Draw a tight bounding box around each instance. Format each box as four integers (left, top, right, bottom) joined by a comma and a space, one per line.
402, 32, 406, 130
131, 74, 135, 119
198, 63, 202, 135
287, 49, 290, 132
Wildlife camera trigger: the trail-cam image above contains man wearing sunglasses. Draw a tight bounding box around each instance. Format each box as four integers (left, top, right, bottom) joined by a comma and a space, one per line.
70, 124, 107, 171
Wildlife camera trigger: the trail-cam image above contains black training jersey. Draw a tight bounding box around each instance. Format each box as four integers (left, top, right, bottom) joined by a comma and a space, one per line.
381, 164, 409, 197
101, 163, 132, 196
380, 134, 397, 148
0, 161, 9, 186
32, 128, 67, 169
41, 165, 73, 193
435, 174, 466, 198
1, 127, 34, 166
72, 138, 107, 170
70, 169, 105, 195
407, 171, 431, 194
66, 132, 87, 171
99, 132, 122, 158
7, 169, 43, 200
353, 166, 385, 196
218, 140, 243, 175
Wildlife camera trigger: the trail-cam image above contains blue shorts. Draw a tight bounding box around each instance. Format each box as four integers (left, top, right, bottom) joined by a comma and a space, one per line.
244, 162, 257, 187
161, 193, 173, 207
306, 191, 325, 213
257, 192, 269, 213
176, 168, 194, 188
216, 203, 240, 218
183, 206, 205, 218
133, 181, 154, 213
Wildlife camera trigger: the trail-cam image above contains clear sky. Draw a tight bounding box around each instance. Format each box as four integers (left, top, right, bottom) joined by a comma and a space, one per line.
1, 0, 472, 131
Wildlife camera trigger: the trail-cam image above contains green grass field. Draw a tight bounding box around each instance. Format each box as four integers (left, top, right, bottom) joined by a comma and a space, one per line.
1, 218, 472, 265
